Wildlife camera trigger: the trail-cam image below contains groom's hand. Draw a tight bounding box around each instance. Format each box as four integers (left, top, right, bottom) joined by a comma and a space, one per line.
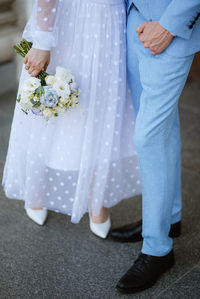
136, 21, 174, 55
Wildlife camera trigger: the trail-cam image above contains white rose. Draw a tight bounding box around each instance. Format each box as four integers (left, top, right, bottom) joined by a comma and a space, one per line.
21, 103, 32, 110
20, 98, 33, 110
21, 77, 41, 93
20, 91, 32, 101
45, 75, 57, 85
20, 95, 29, 104
55, 66, 74, 83
53, 81, 71, 98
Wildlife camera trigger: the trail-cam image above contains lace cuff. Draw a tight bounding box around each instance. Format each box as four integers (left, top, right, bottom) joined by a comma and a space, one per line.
23, 0, 63, 51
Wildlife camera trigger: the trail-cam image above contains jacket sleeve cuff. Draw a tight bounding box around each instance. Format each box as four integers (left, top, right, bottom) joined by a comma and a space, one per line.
159, 15, 193, 40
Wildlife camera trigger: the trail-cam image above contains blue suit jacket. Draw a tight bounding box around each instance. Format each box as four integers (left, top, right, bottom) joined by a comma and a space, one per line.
126, 0, 200, 56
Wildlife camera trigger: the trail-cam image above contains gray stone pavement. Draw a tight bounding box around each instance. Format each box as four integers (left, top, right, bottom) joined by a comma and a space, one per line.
0, 79, 200, 299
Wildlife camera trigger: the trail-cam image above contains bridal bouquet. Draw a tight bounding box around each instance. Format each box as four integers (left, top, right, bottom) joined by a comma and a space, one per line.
14, 40, 80, 121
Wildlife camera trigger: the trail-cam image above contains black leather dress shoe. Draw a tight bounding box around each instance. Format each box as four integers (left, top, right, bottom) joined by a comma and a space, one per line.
117, 250, 174, 294
110, 220, 181, 242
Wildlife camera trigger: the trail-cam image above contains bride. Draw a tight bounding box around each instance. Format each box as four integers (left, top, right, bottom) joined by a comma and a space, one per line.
3, 0, 141, 238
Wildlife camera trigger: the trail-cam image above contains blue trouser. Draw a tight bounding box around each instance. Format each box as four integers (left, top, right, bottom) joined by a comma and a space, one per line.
127, 7, 194, 256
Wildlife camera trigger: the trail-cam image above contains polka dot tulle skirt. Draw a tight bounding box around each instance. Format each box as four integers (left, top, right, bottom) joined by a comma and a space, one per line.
3, 0, 141, 223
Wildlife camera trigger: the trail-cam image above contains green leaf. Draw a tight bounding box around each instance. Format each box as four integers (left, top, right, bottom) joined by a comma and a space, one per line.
21, 109, 28, 115
16, 94, 21, 102
30, 98, 41, 108
32, 102, 41, 108
35, 86, 45, 95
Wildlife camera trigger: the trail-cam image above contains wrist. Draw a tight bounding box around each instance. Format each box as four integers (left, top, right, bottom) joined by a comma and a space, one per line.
158, 21, 173, 36
158, 21, 175, 37
32, 43, 51, 52
31, 47, 51, 54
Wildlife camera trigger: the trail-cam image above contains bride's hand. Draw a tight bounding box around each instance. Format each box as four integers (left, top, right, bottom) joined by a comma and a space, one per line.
24, 48, 50, 77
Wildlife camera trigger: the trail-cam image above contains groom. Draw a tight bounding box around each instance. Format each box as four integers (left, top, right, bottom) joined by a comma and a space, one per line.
110, 0, 200, 294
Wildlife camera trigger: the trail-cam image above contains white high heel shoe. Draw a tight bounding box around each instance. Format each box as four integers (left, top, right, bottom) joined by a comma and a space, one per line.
25, 208, 48, 226
89, 215, 111, 239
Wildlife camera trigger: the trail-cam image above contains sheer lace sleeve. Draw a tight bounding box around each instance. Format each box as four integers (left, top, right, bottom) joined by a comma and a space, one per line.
23, 0, 63, 51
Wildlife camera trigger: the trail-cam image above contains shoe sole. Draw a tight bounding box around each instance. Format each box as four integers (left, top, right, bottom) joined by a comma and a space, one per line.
110, 231, 181, 243
110, 236, 143, 243
116, 260, 175, 294
117, 279, 157, 294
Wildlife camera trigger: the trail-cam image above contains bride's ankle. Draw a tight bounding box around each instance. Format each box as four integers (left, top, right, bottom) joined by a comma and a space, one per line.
91, 207, 109, 224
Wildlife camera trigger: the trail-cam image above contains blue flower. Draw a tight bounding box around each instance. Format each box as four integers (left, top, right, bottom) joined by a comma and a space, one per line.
32, 109, 43, 116
40, 86, 59, 108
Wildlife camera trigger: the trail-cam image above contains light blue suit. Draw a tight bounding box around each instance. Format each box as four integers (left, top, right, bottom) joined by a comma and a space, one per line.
127, 0, 200, 256
127, 0, 200, 56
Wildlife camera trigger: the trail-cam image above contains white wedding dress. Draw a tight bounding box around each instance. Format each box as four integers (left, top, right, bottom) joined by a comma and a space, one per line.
3, 0, 141, 223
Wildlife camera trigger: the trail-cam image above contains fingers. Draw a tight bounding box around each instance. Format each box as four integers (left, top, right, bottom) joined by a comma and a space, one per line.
139, 34, 145, 43
24, 56, 43, 76
43, 61, 49, 72
43, 57, 50, 71
150, 48, 158, 55
24, 56, 28, 64
28, 65, 35, 75
43, 64, 47, 72
136, 22, 146, 35
25, 57, 47, 75
137, 21, 174, 55
23, 49, 50, 76
25, 63, 31, 71
26, 62, 43, 76
143, 42, 150, 48
150, 47, 163, 55
30, 65, 42, 77
150, 41, 169, 55
30, 69, 41, 77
